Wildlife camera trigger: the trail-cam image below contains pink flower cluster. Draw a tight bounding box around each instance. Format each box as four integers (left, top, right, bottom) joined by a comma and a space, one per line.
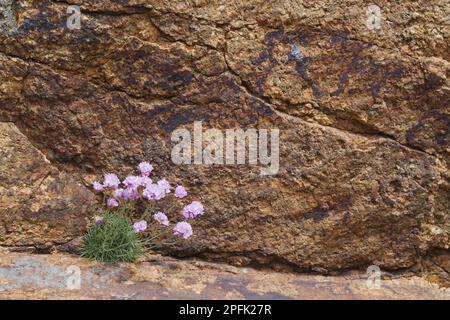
92, 161, 203, 239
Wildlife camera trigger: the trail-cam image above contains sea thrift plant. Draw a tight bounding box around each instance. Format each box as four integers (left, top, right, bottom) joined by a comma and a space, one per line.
133, 220, 148, 233
173, 221, 193, 239
82, 161, 205, 262
81, 210, 144, 263
94, 216, 104, 224
183, 201, 204, 219
174, 185, 188, 198
107, 198, 119, 208
138, 162, 153, 176
154, 212, 169, 226
103, 173, 120, 189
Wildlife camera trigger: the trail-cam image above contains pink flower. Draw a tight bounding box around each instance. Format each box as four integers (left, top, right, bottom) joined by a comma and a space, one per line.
103, 173, 120, 189
123, 176, 141, 189
174, 185, 187, 198
92, 181, 104, 192
153, 212, 169, 226
143, 183, 165, 201
139, 176, 152, 187
133, 220, 147, 233
107, 198, 119, 207
183, 201, 204, 219
94, 216, 104, 224
113, 188, 125, 199
157, 179, 171, 194
173, 221, 193, 239
122, 187, 140, 200
138, 162, 153, 177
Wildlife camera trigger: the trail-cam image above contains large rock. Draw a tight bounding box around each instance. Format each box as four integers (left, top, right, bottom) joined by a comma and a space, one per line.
0, 122, 95, 251
0, 253, 449, 299
0, 0, 448, 279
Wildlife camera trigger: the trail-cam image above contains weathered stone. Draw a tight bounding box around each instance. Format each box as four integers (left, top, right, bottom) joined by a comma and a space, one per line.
0, 0, 448, 283
0, 253, 448, 299
0, 122, 95, 251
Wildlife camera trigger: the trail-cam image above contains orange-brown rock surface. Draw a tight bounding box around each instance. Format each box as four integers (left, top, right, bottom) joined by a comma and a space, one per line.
0, 122, 95, 251
0, 0, 448, 284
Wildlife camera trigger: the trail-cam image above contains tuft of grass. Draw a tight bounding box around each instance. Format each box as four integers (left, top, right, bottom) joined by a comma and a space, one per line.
81, 209, 144, 263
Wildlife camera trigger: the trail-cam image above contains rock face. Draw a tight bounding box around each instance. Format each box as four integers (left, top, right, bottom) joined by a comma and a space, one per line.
0, 0, 448, 280
0, 122, 95, 251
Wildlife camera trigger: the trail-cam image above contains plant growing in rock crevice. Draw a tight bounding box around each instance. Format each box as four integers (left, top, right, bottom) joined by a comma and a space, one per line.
81, 209, 143, 263
81, 162, 204, 262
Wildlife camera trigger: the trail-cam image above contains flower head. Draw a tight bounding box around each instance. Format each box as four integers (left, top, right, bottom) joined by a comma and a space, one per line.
157, 179, 171, 194
143, 183, 165, 201
94, 216, 104, 224
174, 185, 187, 198
138, 162, 153, 177
153, 212, 169, 226
103, 173, 120, 189
92, 181, 104, 192
183, 201, 204, 219
139, 176, 152, 187
107, 198, 119, 207
173, 221, 193, 239
133, 220, 147, 233
123, 176, 141, 189
118, 187, 138, 201
113, 188, 125, 199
